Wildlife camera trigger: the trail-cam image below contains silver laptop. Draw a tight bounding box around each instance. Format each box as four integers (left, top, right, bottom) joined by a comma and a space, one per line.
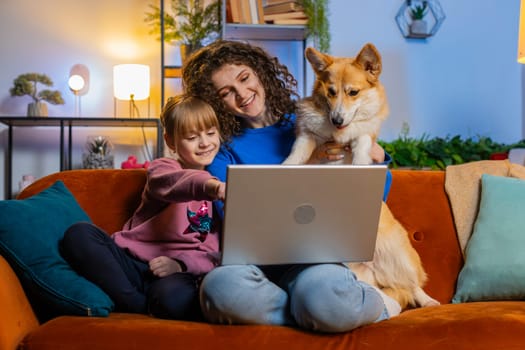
220, 164, 387, 265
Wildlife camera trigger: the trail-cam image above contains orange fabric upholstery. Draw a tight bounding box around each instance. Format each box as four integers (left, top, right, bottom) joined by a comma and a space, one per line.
19, 303, 525, 350
0, 256, 39, 350
1, 168, 522, 350
17, 169, 147, 234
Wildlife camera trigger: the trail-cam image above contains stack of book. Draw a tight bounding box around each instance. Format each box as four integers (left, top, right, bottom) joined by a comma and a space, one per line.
262, 0, 307, 25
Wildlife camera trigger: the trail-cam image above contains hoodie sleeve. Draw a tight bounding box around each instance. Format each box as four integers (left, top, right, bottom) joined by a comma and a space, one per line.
145, 158, 217, 203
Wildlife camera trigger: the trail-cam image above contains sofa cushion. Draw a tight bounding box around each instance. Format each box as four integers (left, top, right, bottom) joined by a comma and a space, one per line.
0, 180, 114, 321
453, 174, 525, 302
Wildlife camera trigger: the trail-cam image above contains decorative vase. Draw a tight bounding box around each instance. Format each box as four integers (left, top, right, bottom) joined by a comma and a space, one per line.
179, 43, 202, 65
27, 102, 48, 117
82, 136, 114, 169
410, 19, 428, 35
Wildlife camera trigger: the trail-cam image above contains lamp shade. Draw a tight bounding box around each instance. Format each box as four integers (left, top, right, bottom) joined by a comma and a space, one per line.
519, 0, 525, 63
113, 64, 150, 100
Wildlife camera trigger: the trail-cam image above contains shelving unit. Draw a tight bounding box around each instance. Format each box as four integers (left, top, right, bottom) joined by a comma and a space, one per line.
159, 0, 309, 106
0, 117, 163, 199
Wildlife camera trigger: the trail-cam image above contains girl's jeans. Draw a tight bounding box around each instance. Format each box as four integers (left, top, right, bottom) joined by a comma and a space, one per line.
200, 263, 388, 333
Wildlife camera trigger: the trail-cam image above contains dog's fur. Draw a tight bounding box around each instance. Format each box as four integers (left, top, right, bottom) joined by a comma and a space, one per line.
284, 44, 439, 309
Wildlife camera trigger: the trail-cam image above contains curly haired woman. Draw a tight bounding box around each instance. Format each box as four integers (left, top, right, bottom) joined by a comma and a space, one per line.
182, 40, 399, 333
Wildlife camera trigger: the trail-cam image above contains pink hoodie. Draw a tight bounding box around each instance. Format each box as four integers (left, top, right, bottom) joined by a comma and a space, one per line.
113, 158, 220, 275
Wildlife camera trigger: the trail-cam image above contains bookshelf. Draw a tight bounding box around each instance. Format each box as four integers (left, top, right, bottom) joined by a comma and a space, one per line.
160, 0, 309, 105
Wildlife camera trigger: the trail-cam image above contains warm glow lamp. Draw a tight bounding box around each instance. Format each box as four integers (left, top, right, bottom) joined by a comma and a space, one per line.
68, 74, 84, 117
68, 74, 85, 91
68, 63, 90, 117
519, 0, 525, 63
113, 64, 150, 118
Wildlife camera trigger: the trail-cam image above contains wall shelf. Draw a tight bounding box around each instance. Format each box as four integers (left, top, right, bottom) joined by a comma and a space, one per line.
395, 0, 446, 39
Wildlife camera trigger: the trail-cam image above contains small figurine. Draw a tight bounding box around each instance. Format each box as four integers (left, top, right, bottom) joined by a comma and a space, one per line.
121, 155, 150, 169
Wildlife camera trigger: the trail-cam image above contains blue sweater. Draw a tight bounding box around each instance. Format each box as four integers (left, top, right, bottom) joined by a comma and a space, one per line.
207, 115, 392, 216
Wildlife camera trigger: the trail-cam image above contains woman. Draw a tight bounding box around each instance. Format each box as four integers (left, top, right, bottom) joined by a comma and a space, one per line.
182, 40, 399, 333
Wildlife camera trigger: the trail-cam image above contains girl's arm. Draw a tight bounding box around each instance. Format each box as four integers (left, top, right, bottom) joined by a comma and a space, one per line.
146, 158, 218, 203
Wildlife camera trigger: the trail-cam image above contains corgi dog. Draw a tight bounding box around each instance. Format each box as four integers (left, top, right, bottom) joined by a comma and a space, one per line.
283, 44, 388, 165
284, 44, 439, 309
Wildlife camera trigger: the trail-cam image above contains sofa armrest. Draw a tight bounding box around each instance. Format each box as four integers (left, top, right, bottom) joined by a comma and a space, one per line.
0, 255, 39, 350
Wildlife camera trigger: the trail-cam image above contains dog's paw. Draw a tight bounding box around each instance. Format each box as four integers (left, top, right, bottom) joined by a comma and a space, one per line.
414, 287, 440, 307
421, 298, 440, 307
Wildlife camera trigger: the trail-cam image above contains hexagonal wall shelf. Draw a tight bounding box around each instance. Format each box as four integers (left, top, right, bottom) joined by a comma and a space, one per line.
396, 0, 445, 39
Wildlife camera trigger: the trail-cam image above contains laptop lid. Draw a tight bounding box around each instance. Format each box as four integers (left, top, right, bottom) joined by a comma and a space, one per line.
220, 164, 387, 265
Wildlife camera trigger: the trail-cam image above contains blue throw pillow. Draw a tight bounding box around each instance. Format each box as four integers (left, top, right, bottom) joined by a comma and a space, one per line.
453, 174, 525, 303
0, 181, 114, 321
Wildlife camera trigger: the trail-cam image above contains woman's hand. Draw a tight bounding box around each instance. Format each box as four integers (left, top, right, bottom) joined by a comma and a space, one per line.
149, 256, 183, 277
370, 142, 385, 163
314, 141, 385, 163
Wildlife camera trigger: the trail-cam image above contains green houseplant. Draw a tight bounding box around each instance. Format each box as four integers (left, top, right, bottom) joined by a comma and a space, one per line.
9, 73, 64, 117
409, 1, 428, 35
378, 123, 525, 170
300, 0, 330, 53
144, 0, 222, 60
410, 2, 428, 20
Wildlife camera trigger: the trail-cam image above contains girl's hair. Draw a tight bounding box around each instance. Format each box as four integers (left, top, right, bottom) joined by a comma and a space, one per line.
182, 40, 298, 143
160, 94, 220, 142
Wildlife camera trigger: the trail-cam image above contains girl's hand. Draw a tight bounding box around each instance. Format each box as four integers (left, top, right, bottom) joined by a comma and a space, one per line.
205, 179, 226, 200
149, 256, 183, 277
314, 141, 385, 163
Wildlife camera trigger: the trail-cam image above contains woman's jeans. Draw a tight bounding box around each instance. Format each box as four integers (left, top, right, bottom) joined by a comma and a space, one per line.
200, 263, 388, 333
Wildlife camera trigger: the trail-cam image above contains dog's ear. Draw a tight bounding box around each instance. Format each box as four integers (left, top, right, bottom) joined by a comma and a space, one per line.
305, 47, 333, 74
354, 43, 382, 83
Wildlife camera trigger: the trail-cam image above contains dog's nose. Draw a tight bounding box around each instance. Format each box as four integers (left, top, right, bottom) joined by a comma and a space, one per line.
331, 117, 344, 126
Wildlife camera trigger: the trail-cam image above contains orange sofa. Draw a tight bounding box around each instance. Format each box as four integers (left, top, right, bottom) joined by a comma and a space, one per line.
3, 169, 525, 350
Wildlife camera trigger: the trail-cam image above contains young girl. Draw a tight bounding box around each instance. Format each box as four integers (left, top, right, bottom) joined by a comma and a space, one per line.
182, 40, 399, 333
60, 94, 225, 320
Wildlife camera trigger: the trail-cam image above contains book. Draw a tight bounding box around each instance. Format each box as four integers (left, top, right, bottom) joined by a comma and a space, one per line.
248, 0, 264, 24
228, 0, 242, 23
255, 0, 265, 24
263, 1, 303, 15
271, 18, 308, 25
263, 0, 291, 4
263, 10, 307, 21
239, 0, 252, 23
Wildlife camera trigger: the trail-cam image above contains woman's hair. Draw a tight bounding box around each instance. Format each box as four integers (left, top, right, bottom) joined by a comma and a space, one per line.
160, 94, 220, 142
182, 40, 298, 142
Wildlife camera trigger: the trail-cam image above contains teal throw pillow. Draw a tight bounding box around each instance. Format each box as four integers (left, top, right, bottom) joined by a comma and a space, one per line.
0, 181, 114, 321
453, 174, 525, 303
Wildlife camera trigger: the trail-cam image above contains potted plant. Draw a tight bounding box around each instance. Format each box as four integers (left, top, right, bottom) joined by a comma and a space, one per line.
9, 73, 65, 117
300, 0, 330, 52
82, 136, 114, 169
409, 1, 429, 35
378, 122, 525, 170
144, 0, 222, 62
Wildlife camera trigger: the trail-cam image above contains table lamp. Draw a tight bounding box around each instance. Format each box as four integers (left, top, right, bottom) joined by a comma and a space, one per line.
113, 64, 150, 118
68, 64, 90, 117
